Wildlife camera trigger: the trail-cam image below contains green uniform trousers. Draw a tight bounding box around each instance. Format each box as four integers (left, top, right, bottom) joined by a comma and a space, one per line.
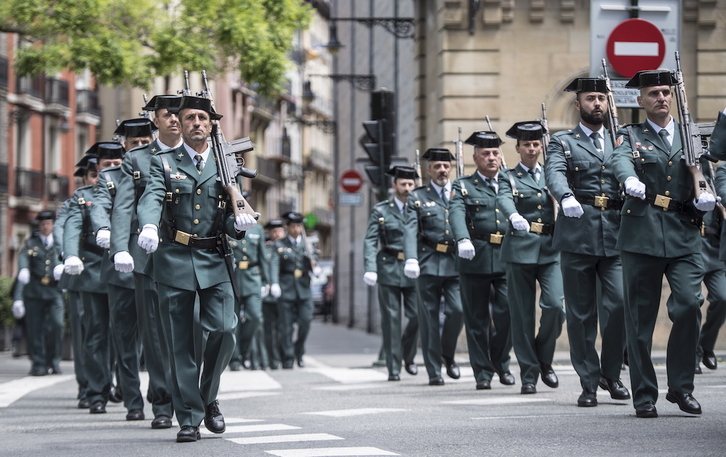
134, 272, 173, 418
620, 251, 703, 407
263, 299, 281, 369
108, 283, 143, 411
561, 252, 626, 391
232, 292, 263, 366
378, 284, 418, 376
460, 273, 511, 383
278, 296, 314, 366
157, 282, 237, 427
25, 295, 64, 374
698, 268, 726, 361
80, 291, 112, 405
505, 261, 565, 385
67, 290, 88, 399
417, 275, 463, 379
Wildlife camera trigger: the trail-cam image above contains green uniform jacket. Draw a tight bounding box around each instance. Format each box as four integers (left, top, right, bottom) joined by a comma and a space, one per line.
109, 141, 167, 273
63, 186, 105, 292
363, 199, 416, 288
709, 111, 726, 158
136, 144, 243, 291
270, 237, 313, 301
52, 198, 72, 291
612, 121, 702, 257
713, 163, 726, 261
449, 172, 509, 275
90, 166, 134, 289
403, 184, 457, 277
545, 126, 621, 257
18, 235, 62, 299
498, 164, 559, 265
230, 223, 269, 297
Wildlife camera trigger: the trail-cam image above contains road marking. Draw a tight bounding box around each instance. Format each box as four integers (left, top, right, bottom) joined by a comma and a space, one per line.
202, 423, 301, 435
229, 433, 344, 445
304, 408, 407, 417
444, 396, 551, 406
220, 369, 282, 391
309, 368, 388, 384
314, 383, 388, 391
219, 391, 281, 401
473, 413, 599, 420
265, 447, 399, 456
0, 375, 74, 407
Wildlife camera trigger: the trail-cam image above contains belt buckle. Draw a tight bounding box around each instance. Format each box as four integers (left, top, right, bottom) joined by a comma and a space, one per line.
397, 252, 405, 261
294, 269, 303, 278
41, 277, 50, 285
238, 261, 249, 270
436, 243, 448, 253
593, 196, 608, 208
133, 171, 141, 180
530, 222, 544, 234
489, 233, 503, 245
654, 194, 671, 210
174, 230, 191, 246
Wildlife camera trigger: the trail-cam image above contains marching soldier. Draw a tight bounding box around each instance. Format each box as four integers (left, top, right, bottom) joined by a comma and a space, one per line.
450, 131, 514, 390
269, 212, 319, 369
15, 211, 64, 377
545, 78, 630, 407
404, 149, 464, 386
107, 95, 183, 429
498, 121, 565, 395
611, 70, 723, 418
262, 219, 286, 369
63, 142, 124, 414
363, 166, 419, 382
136, 95, 257, 442
90, 118, 157, 423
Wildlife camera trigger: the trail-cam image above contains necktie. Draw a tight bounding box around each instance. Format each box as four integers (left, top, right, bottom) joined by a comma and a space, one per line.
590, 132, 602, 151
658, 129, 670, 148
195, 154, 204, 172
528, 168, 539, 183
440, 187, 448, 204
487, 178, 497, 192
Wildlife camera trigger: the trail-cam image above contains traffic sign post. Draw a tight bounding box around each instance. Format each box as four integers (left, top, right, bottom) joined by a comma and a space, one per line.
340, 169, 364, 193
606, 18, 666, 78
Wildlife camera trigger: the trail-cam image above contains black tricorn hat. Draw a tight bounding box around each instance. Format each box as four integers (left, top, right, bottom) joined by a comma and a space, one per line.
564, 78, 609, 94
36, 210, 56, 221
169, 96, 223, 120
464, 131, 504, 148
264, 219, 284, 230
386, 165, 418, 180
625, 70, 675, 89
87, 141, 126, 160
422, 148, 455, 162
114, 118, 157, 138
142, 95, 182, 112
74, 156, 98, 177
282, 212, 305, 224
506, 121, 545, 141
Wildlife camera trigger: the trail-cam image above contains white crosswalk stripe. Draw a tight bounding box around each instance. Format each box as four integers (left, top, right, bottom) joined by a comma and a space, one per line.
0, 375, 74, 407
304, 408, 407, 417
229, 433, 344, 445
264, 447, 399, 456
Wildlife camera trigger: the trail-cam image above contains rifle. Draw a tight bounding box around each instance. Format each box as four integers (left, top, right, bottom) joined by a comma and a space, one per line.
540, 103, 550, 161
413, 149, 422, 187
112, 119, 123, 144
178, 70, 192, 96
452, 127, 465, 177
673, 51, 717, 201
601, 59, 620, 146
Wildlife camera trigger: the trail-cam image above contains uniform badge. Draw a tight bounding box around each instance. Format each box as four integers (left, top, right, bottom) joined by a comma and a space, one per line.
424, 201, 436, 207
615, 136, 624, 147
172, 172, 188, 180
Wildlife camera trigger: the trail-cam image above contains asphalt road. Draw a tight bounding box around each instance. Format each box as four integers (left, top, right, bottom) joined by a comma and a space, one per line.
1, 320, 725, 457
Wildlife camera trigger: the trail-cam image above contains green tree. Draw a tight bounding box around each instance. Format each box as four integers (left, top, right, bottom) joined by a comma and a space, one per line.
0, 0, 312, 95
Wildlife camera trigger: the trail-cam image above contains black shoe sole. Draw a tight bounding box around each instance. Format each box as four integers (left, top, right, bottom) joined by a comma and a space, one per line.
176, 433, 200, 443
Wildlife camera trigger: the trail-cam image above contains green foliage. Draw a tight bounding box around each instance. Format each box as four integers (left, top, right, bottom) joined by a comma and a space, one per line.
0, 276, 15, 327
0, 0, 312, 95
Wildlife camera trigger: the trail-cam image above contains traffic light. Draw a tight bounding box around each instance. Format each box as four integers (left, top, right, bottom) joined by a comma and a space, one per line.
359, 89, 396, 190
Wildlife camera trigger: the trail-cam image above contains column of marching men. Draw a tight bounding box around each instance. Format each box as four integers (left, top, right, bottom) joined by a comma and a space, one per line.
363, 71, 726, 418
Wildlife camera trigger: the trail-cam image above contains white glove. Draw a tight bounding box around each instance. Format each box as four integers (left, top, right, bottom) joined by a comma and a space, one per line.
17, 268, 30, 285
457, 239, 475, 260
403, 259, 420, 279
95, 229, 111, 249
234, 213, 258, 231
261, 284, 270, 298
624, 176, 646, 200
270, 283, 282, 298
510, 213, 530, 232
694, 193, 717, 212
138, 225, 159, 253
313, 266, 323, 277
114, 251, 135, 273
64, 256, 84, 275
561, 196, 584, 218
363, 272, 378, 287
53, 264, 64, 281
12, 300, 25, 319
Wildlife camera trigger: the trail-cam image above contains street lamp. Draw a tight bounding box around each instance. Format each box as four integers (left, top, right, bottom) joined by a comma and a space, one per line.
326, 17, 415, 45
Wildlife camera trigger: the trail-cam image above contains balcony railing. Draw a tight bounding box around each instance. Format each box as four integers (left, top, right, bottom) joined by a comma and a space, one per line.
47, 174, 70, 201
0, 163, 8, 194
0, 57, 8, 88
256, 156, 280, 181
16, 74, 44, 99
76, 89, 100, 116
46, 78, 70, 107
15, 168, 44, 199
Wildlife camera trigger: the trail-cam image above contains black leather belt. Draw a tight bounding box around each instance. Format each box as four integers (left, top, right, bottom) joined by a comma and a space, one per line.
576, 194, 623, 210
161, 223, 218, 249
642, 192, 687, 213
472, 232, 505, 245
382, 247, 405, 260
418, 235, 456, 253
30, 271, 57, 286
527, 222, 554, 236
83, 239, 105, 256
702, 225, 719, 237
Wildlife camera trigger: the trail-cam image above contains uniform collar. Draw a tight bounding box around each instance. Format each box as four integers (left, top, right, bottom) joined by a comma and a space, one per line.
183, 142, 211, 163
393, 197, 406, 213
429, 180, 451, 195
646, 116, 675, 139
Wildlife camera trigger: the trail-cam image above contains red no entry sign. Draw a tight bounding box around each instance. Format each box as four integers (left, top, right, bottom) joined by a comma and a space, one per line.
606, 18, 666, 78
340, 169, 364, 193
